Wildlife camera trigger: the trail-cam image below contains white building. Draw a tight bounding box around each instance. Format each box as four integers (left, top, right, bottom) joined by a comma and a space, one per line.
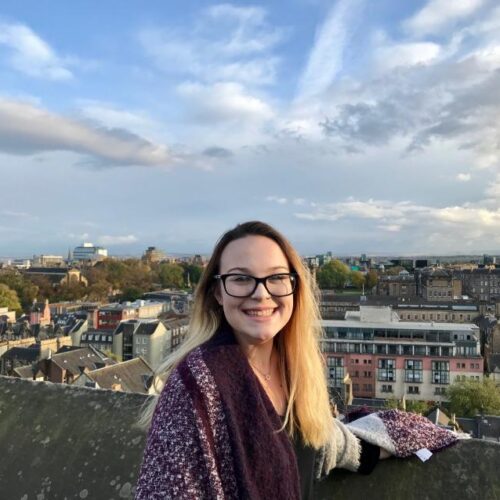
73, 243, 108, 262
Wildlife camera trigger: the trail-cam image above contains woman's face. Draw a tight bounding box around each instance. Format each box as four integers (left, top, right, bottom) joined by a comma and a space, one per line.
216, 235, 294, 349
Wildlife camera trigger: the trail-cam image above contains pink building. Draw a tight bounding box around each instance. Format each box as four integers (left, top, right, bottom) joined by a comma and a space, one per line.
322, 306, 483, 403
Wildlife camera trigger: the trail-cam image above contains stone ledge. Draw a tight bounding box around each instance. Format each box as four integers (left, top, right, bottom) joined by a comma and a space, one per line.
1, 376, 499, 499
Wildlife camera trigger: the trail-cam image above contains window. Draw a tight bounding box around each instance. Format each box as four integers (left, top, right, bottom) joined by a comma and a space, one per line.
405, 359, 423, 383
327, 357, 344, 389
381, 384, 393, 393
432, 361, 450, 384
363, 384, 373, 392
378, 359, 396, 381
434, 387, 446, 396
407, 386, 420, 394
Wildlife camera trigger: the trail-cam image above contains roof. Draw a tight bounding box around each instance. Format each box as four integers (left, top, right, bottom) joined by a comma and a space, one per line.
25, 267, 69, 275
1, 346, 40, 362
135, 321, 161, 336
49, 346, 115, 375
82, 357, 153, 393
12, 365, 43, 379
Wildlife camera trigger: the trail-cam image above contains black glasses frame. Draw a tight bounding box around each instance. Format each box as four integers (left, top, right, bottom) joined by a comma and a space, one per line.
213, 272, 298, 298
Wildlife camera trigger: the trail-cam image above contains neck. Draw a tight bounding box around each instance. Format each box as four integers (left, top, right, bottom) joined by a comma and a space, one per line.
238, 338, 275, 373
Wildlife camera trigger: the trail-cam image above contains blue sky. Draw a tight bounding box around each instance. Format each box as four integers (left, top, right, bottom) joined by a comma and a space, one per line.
1, 0, 500, 257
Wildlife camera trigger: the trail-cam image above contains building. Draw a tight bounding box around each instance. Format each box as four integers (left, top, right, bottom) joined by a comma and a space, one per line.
32, 255, 65, 267
418, 268, 462, 301
322, 305, 483, 402
96, 300, 165, 330
12, 259, 31, 269
0, 307, 16, 322
40, 346, 115, 384
458, 268, 500, 302
72, 357, 154, 394
24, 267, 88, 287
142, 246, 166, 263
377, 273, 417, 298
113, 319, 166, 369
80, 329, 114, 353
142, 291, 193, 315
30, 299, 51, 327
73, 243, 108, 263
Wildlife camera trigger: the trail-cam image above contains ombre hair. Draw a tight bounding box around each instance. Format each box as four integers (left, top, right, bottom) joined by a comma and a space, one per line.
138, 221, 332, 448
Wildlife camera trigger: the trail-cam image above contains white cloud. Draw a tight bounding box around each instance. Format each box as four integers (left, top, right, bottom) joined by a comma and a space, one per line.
138, 4, 285, 86
296, 0, 364, 101
0, 99, 174, 167
457, 173, 472, 182
96, 234, 138, 246
266, 196, 288, 204
177, 82, 274, 124
404, 0, 485, 36
295, 197, 500, 252
373, 39, 441, 71
0, 22, 72, 80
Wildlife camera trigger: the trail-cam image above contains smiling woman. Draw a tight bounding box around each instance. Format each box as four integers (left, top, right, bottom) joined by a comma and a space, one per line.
135, 220, 389, 499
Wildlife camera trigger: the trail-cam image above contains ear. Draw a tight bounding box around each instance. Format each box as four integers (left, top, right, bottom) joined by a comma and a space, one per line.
214, 283, 223, 306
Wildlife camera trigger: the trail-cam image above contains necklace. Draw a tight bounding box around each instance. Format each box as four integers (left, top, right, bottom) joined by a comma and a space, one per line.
249, 352, 274, 381
250, 362, 272, 381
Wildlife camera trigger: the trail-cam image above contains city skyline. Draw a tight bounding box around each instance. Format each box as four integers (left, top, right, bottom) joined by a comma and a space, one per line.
2, 0, 500, 255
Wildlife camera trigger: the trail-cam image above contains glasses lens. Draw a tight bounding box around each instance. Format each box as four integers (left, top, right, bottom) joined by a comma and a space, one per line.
225, 275, 257, 297
266, 274, 295, 296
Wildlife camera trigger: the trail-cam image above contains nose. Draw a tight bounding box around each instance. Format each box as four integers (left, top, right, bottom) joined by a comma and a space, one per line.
251, 281, 271, 299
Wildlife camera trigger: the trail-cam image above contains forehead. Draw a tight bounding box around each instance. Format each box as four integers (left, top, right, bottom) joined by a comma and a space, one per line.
219, 235, 289, 273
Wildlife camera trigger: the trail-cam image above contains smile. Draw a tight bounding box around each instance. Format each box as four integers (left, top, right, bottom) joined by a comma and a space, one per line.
242, 308, 277, 317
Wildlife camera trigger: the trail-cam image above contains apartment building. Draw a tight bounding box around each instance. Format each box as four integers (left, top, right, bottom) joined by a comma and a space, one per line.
322, 306, 483, 403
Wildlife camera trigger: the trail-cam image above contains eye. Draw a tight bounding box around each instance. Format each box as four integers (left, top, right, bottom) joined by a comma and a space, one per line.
268, 274, 289, 283
228, 274, 252, 283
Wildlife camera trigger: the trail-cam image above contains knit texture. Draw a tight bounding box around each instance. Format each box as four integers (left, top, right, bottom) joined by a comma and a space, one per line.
135, 325, 362, 499
346, 409, 466, 458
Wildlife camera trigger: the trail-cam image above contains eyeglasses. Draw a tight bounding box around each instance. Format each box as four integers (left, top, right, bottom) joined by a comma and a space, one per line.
213, 273, 297, 298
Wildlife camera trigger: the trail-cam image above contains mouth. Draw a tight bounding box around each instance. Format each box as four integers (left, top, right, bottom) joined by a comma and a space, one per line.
242, 307, 278, 318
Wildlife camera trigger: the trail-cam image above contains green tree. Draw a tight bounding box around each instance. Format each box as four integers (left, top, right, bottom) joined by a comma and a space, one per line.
384, 398, 432, 414
316, 260, 350, 289
365, 270, 378, 290
121, 286, 143, 302
158, 263, 185, 289
182, 264, 203, 286
447, 378, 500, 417
0, 284, 21, 312
350, 271, 365, 289
87, 280, 112, 301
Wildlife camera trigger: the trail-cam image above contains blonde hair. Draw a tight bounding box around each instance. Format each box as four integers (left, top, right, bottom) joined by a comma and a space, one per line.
138, 221, 332, 449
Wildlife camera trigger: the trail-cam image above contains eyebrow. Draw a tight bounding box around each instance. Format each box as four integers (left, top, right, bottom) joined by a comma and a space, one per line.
225, 266, 290, 273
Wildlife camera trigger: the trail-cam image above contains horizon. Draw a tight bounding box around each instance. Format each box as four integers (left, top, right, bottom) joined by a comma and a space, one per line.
2, 1, 500, 255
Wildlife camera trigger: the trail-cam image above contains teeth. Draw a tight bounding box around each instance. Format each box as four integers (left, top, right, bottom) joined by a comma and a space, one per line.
245, 309, 275, 317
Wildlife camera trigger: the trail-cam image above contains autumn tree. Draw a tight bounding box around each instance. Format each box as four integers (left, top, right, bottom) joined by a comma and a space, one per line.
350, 271, 365, 290
365, 270, 378, 290
0, 284, 21, 312
158, 263, 185, 289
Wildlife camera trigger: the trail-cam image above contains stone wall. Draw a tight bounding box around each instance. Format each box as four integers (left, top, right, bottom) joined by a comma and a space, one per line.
0, 376, 499, 499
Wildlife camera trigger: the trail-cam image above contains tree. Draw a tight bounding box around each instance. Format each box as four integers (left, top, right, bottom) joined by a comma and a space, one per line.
182, 264, 203, 286
447, 378, 500, 417
0, 284, 21, 312
158, 263, 185, 289
365, 270, 378, 290
121, 286, 143, 302
316, 260, 350, 289
384, 398, 432, 414
350, 271, 365, 289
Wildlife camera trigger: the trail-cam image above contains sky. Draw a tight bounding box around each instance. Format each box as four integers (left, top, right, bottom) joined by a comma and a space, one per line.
2, 0, 500, 257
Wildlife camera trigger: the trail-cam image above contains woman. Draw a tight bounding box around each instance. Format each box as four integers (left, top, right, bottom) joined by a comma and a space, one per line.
135, 221, 458, 499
